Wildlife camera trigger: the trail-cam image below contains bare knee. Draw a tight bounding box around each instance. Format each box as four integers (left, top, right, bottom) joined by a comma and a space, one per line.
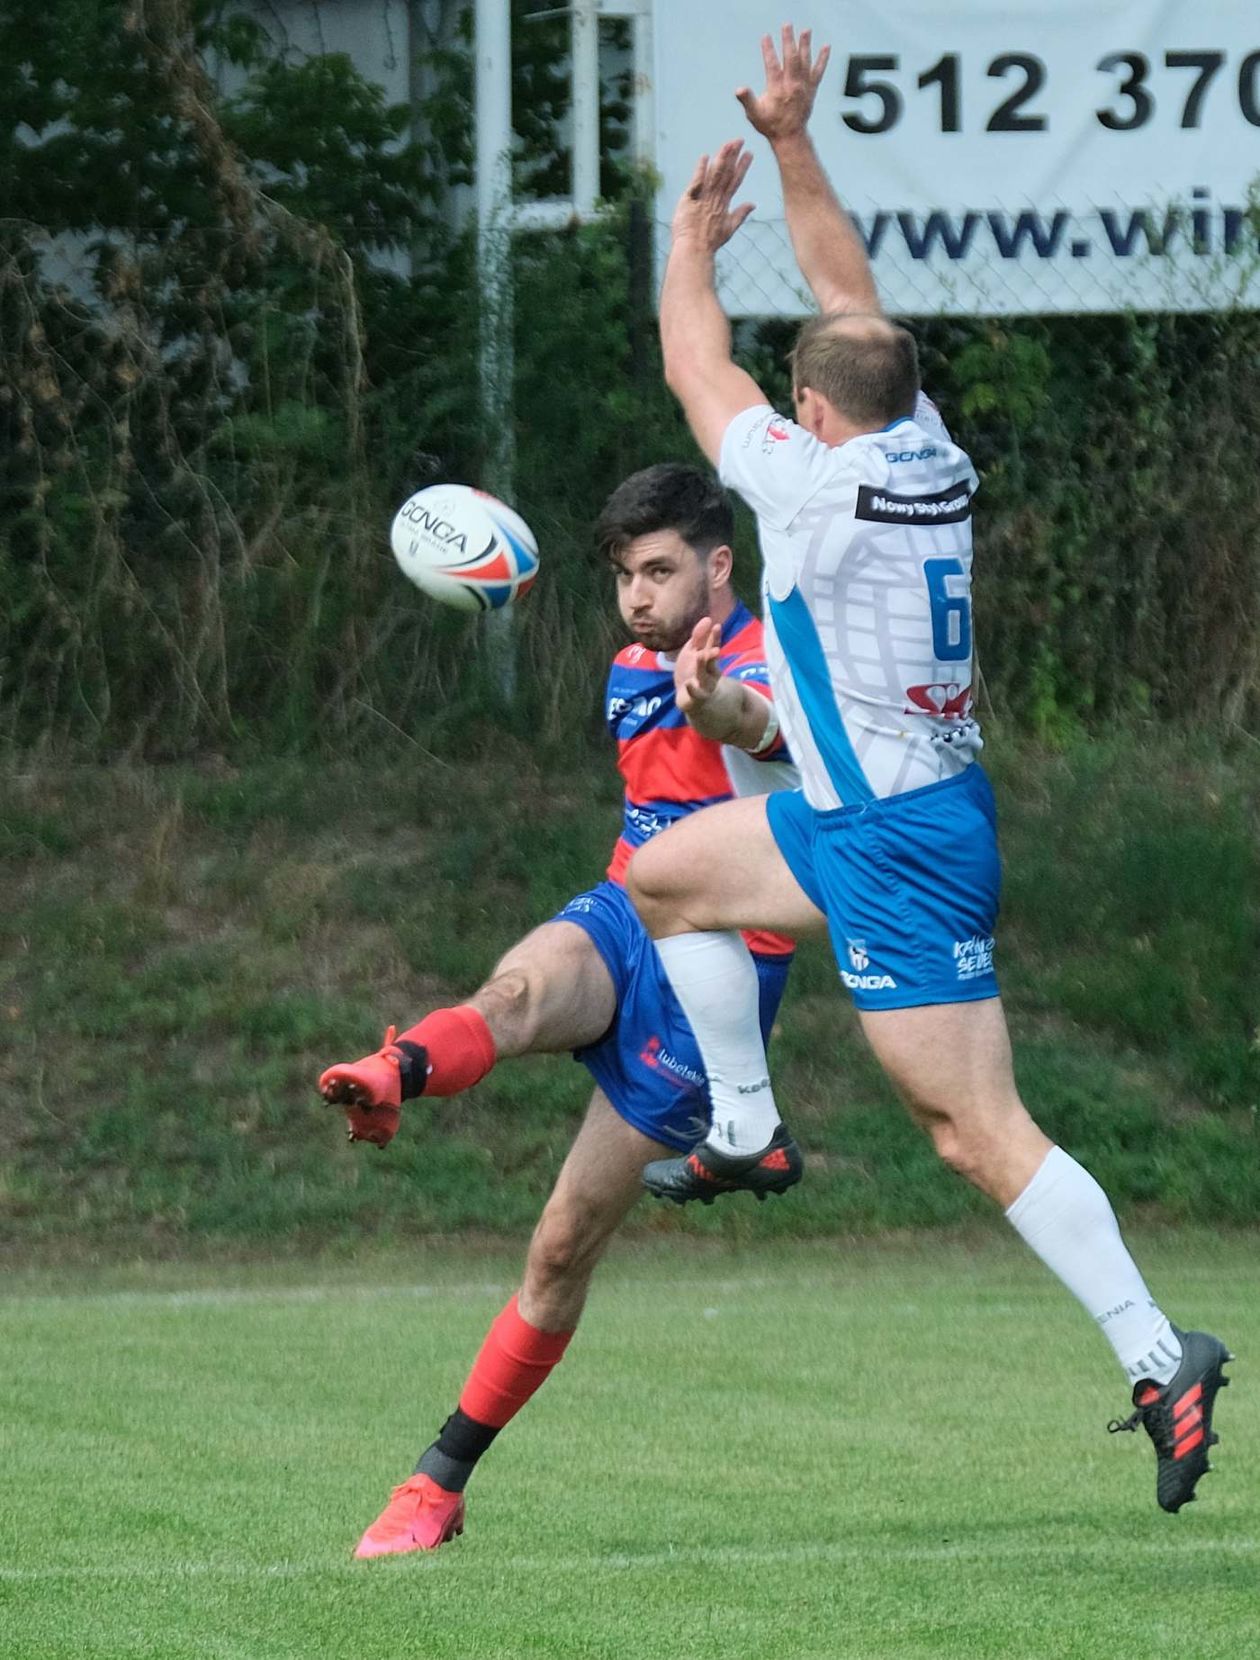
625, 843, 683, 935
471, 965, 539, 1053
521, 1201, 610, 1328
910, 1096, 1050, 1202
902, 1083, 1004, 1174
527, 1203, 602, 1287
922, 1111, 982, 1183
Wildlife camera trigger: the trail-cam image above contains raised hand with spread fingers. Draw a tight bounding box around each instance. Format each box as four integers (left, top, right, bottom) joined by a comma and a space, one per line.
736, 24, 831, 143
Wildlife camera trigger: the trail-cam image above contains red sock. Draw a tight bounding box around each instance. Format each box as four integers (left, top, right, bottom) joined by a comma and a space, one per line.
458, 1295, 573, 1428
398, 1005, 496, 1096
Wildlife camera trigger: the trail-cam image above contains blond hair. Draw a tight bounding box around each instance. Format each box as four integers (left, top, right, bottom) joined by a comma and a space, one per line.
790, 313, 920, 427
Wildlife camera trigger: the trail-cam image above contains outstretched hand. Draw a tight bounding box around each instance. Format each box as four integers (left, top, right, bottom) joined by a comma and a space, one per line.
673, 617, 723, 717
736, 24, 831, 142
672, 141, 755, 254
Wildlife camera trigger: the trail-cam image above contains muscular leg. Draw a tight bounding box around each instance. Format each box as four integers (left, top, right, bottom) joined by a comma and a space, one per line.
629, 794, 825, 938
858, 997, 1048, 1207
860, 996, 1182, 1385
353, 1089, 674, 1556
628, 796, 824, 1157
413, 1090, 670, 1491
631, 801, 1184, 1389
321, 920, 616, 1119
470, 921, 618, 1058
627, 796, 1226, 1506
520, 1089, 673, 1328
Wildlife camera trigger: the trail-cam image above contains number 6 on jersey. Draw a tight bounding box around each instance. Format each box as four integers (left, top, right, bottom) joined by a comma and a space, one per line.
924, 555, 973, 662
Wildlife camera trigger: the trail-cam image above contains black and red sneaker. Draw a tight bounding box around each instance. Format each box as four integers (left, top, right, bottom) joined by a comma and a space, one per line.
1108, 1327, 1233, 1513
641, 1123, 803, 1205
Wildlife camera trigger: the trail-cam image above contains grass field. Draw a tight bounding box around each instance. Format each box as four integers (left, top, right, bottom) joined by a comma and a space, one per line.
2, 1236, 1254, 1660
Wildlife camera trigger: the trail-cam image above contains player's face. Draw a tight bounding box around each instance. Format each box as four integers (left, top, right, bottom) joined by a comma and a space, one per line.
613, 530, 712, 653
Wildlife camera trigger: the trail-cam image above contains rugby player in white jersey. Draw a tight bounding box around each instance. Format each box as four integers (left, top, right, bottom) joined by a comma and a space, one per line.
624, 24, 1230, 1513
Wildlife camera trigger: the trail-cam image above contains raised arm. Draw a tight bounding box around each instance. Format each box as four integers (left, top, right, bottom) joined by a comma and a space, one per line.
659, 142, 769, 465
736, 25, 881, 317
673, 619, 777, 754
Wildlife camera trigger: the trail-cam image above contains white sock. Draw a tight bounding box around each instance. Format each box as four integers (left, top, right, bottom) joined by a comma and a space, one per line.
654, 931, 780, 1154
1005, 1146, 1182, 1385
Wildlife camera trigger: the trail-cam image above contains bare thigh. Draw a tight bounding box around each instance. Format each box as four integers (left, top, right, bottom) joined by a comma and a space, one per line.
469, 920, 617, 1058
626, 795, 826, 938
519, 1088, 672, 1330
858, 996, 1051, 1207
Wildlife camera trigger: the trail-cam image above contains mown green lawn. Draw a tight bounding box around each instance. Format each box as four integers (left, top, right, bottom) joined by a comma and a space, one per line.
2, 1236, 1254, 1659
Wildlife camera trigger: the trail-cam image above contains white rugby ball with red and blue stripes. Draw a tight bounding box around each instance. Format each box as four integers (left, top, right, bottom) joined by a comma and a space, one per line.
390, 483, 539, 612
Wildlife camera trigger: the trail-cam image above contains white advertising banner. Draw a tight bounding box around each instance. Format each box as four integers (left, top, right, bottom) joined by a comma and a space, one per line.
652, 1, 1260, 316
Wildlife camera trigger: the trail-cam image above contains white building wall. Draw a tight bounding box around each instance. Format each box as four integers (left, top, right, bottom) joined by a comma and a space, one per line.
235, 0, 416, 103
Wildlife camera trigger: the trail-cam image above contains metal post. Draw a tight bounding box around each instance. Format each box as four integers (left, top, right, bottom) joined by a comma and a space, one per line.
629, 0, 655, 173
475, 0, 516, 700
571, 0, 600, 214
624, 3, 656, 411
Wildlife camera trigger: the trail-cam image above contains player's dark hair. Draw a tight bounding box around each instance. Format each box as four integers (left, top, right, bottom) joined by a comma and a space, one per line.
595, 464, 735, 564
791, 313, 921, 427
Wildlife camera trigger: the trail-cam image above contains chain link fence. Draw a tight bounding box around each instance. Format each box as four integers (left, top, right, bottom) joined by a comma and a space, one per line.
715, 202, 1260, 319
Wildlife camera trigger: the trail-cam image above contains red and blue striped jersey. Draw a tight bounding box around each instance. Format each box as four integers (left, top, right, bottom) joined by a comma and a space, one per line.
604, 600, 797, 958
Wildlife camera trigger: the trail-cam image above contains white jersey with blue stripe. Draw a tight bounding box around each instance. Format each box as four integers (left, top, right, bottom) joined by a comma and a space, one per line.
719, 395, 982, 811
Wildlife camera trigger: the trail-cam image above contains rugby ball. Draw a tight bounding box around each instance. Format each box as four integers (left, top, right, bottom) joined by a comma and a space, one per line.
390, 483, 539, 612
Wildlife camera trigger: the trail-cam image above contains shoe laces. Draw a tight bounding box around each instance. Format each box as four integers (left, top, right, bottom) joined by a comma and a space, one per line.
1107, 1381, 1168, 1443
1107, 1409, 1143, 1435
377, 1475, 429, 1518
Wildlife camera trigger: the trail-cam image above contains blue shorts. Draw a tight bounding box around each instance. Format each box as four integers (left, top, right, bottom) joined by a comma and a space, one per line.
553, 880, 792, 1151
767, 765, 1001, 1011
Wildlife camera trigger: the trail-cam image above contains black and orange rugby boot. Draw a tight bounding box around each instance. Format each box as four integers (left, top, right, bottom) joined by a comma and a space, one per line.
1108, 1326, 1233, 1513
641, 1122, 803, 1205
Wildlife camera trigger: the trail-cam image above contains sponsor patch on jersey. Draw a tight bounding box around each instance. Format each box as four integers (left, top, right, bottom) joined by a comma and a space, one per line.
607, 691, 664, 725
905, 681, 973, 719
855, 481, 972, 526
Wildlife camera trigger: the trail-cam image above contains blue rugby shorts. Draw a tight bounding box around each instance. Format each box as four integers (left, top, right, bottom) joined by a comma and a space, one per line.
553, 879, 792, 1150
766, 764, 1001, 1011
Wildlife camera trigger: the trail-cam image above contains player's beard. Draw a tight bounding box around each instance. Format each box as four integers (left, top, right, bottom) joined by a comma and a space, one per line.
630, 579, 713, 655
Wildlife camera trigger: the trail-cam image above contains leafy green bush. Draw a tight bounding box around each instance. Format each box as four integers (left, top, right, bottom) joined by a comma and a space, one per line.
1, 3, 1258, 758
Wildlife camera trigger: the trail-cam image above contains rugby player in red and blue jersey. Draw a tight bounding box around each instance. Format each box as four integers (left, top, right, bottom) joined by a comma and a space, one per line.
318, 464, 802, 1557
